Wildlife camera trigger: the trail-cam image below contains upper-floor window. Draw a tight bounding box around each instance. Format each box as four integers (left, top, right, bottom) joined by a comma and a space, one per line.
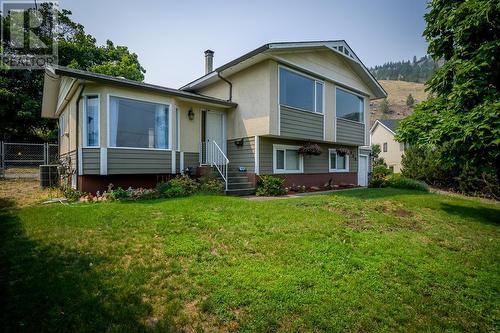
383, 142, 388, 152
109, 96, 170, 150
279, 67, 324, 113
336, 88, 364, 123
84, 95, 99, 147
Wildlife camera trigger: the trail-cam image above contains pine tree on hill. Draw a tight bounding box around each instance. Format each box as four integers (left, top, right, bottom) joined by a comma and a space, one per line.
370, 55, 439, 83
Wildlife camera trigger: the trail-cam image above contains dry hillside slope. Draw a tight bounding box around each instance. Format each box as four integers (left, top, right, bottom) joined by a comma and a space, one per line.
370, 80, 428, 125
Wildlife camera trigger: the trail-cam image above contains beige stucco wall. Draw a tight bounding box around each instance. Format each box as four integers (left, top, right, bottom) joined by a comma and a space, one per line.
273, 50, 374, 96
199, 60, 272, 139
198, 50, 373, 144
58, 90, 78, 155
370, 124, 403, 172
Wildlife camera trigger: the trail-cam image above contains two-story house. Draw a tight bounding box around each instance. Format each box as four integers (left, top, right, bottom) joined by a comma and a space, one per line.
370, 119, 407, 173
41, 40, 387, 194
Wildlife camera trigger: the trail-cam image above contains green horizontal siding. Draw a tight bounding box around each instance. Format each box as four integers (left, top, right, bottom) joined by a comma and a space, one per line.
259, 137, 358, 174
107, 148, 172, 174
227, 137, 255, 172
280, 106, 324, 140
183, 152, 199, 170
82, 148, 100, 175
336, 118, 365, 145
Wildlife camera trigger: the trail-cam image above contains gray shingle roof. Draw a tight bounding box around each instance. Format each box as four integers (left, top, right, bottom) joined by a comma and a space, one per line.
50, 65, 237, 108
379, 119, 400, 133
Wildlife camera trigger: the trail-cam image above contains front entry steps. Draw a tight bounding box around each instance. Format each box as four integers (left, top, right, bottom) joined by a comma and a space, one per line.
225, 171, 255, 196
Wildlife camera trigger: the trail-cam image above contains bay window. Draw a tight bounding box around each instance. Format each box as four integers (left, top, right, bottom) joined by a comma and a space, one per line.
273, 145, 303, 173
329, 149, 349, 172
84, 95, 99, 147
108, 96, 170, 149
279, 67, 324, 113
336, 88, 364, 122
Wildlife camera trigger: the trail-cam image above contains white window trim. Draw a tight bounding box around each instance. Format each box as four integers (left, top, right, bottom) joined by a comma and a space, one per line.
106, 94, 172, 151
278, 65, 325, 114
82, 94, 100, 148
273, 144, 304, 174
329, 149, 349, 172
335, 86, 365, 124
175, 108, 180, 151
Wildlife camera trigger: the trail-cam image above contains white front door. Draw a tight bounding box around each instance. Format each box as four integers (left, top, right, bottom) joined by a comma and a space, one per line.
206, 111, 224, 148
358, 155, 368, 186
204, 111, 225, 165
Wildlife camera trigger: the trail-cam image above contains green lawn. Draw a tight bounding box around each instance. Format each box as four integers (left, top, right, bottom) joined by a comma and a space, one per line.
1, 189, 499, 332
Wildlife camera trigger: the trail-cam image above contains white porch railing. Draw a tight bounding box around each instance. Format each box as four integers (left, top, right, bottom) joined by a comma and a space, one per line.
199, 140, 229, 191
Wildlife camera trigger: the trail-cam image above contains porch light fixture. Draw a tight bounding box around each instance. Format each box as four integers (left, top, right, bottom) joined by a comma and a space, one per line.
188, 108, 194, 120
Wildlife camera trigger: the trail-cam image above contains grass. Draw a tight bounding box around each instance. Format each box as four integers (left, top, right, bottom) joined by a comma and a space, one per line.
1, 187, 499, 332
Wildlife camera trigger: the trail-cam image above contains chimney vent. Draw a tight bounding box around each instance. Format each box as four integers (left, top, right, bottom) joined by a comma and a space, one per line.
204, 50, 214, 74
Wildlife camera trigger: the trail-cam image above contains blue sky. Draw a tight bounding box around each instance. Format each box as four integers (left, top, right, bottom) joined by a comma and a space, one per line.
60, 0, 428, 87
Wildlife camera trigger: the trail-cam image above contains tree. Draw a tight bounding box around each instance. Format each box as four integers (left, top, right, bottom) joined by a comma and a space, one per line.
380, 98, 390, 114
396, 0, 500, 197
371, 144, 386, 167
406, 94, 415, 108
0, 4, 146, 141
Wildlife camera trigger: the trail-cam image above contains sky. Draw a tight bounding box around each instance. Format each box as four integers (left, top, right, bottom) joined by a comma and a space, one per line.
60, 0, 428, 88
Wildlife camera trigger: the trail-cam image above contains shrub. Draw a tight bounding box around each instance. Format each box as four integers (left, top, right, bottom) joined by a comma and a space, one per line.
386, 174, 429, 192
127, 188, 159, 200
369, 165, 392, 188
106, 187, 129, 201
198, 178, 224, 194
157, 175, 198, 198
63, 187, 86, 202
256, 175, 286, 196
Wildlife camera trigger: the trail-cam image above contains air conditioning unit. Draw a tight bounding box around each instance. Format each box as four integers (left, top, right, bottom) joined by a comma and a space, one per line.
39, 165, 59, 188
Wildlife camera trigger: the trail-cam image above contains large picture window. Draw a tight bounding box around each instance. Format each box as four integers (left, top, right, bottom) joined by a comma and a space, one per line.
273, 144, 303, 173
336, 88, 364, 122
329, 149, 349, 172
279, 67, 324, 113
109, 96, 170, 149
84, 95, 99, 147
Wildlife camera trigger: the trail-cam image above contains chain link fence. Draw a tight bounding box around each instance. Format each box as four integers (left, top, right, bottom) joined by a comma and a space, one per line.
0, 142, 58, 179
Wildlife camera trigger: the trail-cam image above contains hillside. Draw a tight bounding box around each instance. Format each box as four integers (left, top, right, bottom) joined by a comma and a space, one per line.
370, 55, 440, 83
369, 80, 428, 125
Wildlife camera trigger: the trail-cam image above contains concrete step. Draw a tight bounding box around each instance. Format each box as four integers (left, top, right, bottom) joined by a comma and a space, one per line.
227, 176, 249, 182
225, 188, 256, 196
227, 182, 253, 190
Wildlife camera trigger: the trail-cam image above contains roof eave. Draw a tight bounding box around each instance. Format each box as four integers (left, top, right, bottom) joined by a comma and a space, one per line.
53, 66, 237, 108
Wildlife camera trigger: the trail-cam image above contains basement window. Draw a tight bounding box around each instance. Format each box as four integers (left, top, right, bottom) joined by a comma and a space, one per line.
273, 144, 303, 174
329, 149, 349, 172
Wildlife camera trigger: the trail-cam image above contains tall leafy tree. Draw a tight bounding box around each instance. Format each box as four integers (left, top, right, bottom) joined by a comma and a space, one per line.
397, 0, 500, 193
0, 4, 145, 141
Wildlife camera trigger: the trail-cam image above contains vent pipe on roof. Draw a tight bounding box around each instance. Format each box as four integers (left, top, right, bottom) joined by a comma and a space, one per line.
204, 50, 214, 74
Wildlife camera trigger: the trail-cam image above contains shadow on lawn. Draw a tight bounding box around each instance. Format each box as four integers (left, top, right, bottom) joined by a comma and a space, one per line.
439, 202, 500, 226
0, 205, 176, 332
331, 188, 430, 200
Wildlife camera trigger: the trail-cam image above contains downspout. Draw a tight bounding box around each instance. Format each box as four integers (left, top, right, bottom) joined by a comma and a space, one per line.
75, 83, 85, 185
217, 72, 232, 101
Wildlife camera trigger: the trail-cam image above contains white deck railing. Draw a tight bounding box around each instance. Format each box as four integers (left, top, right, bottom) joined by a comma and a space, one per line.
199, 140, 229, 191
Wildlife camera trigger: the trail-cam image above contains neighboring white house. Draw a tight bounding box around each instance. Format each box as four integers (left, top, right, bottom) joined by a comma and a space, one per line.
370, 119, 407, 173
